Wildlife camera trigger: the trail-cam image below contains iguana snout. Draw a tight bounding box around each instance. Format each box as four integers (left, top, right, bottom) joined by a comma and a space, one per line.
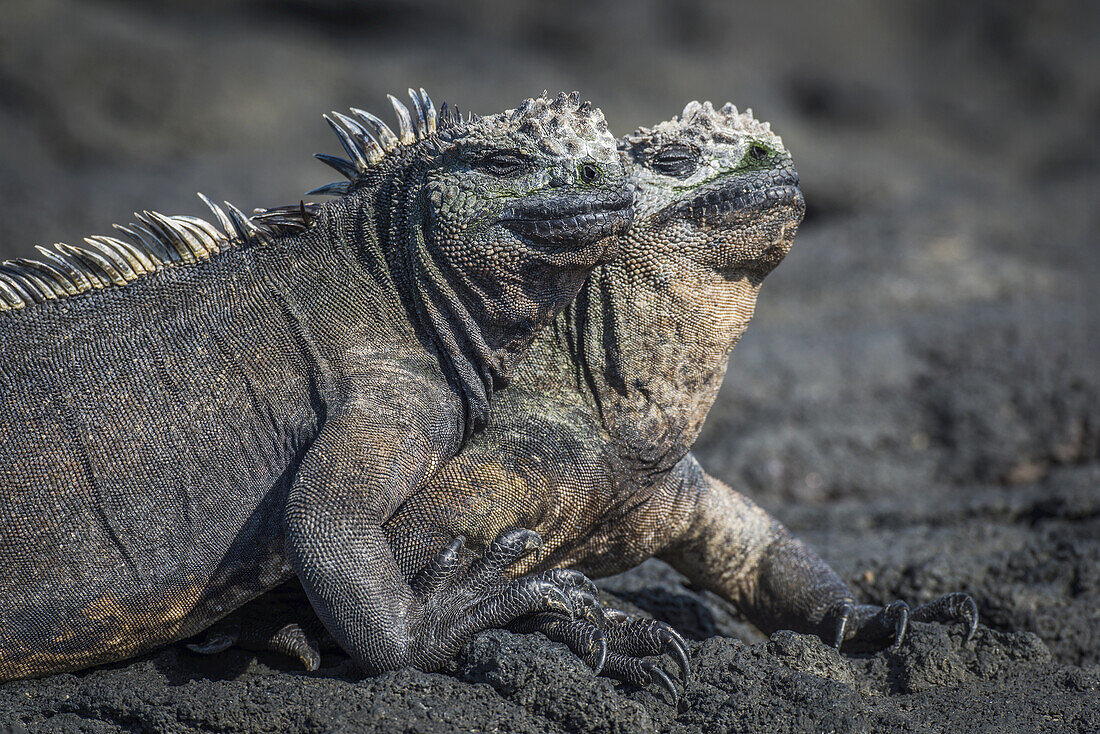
682, 167, 804, 276
497, 184, 633, 258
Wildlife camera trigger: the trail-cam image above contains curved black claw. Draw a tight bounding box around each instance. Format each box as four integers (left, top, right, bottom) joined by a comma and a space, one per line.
910, 592, 980, 644
464, 528, 544, 597
884, 600, 911, 651
832, 601, 854, 649
264, 622, 322, 671
829, 591, 977, 651
517, 607, 692, 703
828, 600, 910, 650
410, 535, 466, 597
405, 528, 612, 671
510, 613, 609, 674
542, 568, 608, 630
602, 652, 679, 706
647, 662, 679, 706
185, 615, 322, 671
187, 631, 238, 656
605, 616, 691, 686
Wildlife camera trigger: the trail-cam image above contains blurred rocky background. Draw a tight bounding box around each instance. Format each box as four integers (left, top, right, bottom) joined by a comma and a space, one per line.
0, 0, 1097, 731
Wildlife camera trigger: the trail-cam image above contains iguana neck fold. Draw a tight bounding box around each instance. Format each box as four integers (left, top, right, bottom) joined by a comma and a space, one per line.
552, 257, 762, 480
317, 154, 506, 437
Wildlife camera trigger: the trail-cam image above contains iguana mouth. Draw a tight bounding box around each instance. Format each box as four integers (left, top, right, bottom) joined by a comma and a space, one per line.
677, 170, 803, 225
499, 191, 635, 246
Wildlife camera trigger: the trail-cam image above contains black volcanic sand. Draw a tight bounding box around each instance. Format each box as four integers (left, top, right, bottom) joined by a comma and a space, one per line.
0, 1, 1097, 731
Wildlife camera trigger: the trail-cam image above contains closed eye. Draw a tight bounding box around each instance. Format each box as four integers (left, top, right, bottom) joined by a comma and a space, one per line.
650, 143, 701, 178
473, 151, 530, 177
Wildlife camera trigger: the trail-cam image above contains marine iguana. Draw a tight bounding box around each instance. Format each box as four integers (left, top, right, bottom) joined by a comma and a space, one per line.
205, 102, 977, 698
398, 101, 978, 690
0, 89, 634, 680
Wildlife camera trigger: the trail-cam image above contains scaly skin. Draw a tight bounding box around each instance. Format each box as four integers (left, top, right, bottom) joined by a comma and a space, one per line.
0, 90, 633, 680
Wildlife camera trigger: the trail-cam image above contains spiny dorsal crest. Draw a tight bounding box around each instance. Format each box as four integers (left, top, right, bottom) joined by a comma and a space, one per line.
309, 88, 442, 196
0, 196, 319, 313
311, 89, 619, 197
623, 100, 784, 153
0, 88, 615, 313
0, 89, 456, 313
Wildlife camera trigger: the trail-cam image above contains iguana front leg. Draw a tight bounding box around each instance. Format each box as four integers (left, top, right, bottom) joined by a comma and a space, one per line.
655, 455, 978, 650
284, 382, 581, 673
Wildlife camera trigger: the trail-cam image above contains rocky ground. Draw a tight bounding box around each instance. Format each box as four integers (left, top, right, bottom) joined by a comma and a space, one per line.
0, 0, 1097, 731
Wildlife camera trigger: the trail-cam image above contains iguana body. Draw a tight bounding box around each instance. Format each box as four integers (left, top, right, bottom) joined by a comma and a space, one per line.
0, 90, 634, 680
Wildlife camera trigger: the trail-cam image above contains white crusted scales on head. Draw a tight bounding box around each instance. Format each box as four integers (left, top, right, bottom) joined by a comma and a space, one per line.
311, 89, 619, 199
623, 100, 786, 155
474, 91, 618, 164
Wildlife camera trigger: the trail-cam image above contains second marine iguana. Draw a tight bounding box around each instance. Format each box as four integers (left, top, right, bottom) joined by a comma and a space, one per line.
0, 90, 634, 680
394, 102, 978, 692
206, 102, 976, 697
396, 102, 977, 690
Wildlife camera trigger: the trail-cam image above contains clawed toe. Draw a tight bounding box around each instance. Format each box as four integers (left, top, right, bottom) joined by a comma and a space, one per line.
602, 652, 680, 705
646, 661, 679, 706
829, 590, 978, 651
187, 632, 238, 656
510, 614, 609, 673
185, 616, 321, 671
605, 616, 691, 686
412, 528, 616, 667
665, 629, 692, 686
910, 591, 979, 644
505, 584, 691, 702
883, 600, 910, 651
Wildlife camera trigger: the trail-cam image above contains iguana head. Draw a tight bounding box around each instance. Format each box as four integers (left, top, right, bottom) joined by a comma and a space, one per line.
426, 92, 632, 334
313, 89, 633, 431
621, 100, 803, 284
571, 102, 804, 473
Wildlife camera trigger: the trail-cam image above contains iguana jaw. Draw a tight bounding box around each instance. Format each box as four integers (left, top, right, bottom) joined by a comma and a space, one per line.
497, 189, 633, 255
681, 170, 805, 277
675, 170, 802, 227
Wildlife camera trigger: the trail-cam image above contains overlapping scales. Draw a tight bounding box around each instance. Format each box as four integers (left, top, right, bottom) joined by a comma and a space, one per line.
0, 88, 444, 313
1, 87, 617, 314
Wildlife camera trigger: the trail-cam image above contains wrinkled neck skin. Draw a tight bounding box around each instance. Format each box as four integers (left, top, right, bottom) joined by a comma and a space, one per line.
532, 219, 764, 482
320, 156, 519, 437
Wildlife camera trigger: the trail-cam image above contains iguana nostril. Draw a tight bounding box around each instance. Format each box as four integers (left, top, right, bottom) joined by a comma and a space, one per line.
580, 163, 600, 183
749, 144, 768, 161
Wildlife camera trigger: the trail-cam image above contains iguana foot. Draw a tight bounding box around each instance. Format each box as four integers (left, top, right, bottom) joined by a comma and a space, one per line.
829, 591, 979, 651
188, 528, 592, 673
187, 617, 323, 671
403, 528, 597, 669
511, 604, 689, 704
602, 610, 689, 705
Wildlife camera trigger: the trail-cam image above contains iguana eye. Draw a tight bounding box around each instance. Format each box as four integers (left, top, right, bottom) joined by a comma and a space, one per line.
748, 144, 770, 161
474, 152, 530, 177
650, 143, 700, 178
579, 162, 601, 184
